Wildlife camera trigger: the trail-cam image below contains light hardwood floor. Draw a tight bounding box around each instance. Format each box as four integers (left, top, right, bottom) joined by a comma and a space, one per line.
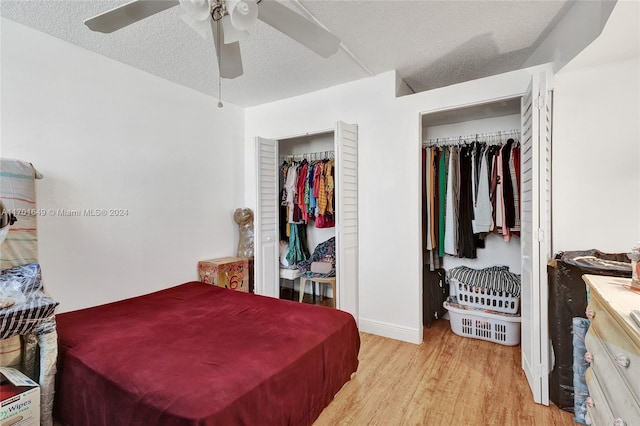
314, 320, 575, 426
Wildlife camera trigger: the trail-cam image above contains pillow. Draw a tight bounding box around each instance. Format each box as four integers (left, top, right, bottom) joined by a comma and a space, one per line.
311, 261, 333, 274
0, 263, 43, 294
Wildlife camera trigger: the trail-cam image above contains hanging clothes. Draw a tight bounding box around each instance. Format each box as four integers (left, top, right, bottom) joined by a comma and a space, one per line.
296, 160, 309, 223
457, 145, 477, 259
444, 146, 460, 256
306, 162, 315, 218
424, 148, 433, 251
495, 147, 505, 231
422, 131, 520, 260
472, 146, 493, 234
487, 145, 499, 227
510, 143, 521, 234
325, 159, 336, 226
423, 146, 446, 270
431, 151, 438, 253
279, 156, 336, 230
501, 139, 516, 229
285, 163, 298, 224
278, 153, 336, 267
279, 161, 290, 241
316, 159, 335, 228
286, 223, 309, 265
422, 149, 429, 254
438, 149, 447, 258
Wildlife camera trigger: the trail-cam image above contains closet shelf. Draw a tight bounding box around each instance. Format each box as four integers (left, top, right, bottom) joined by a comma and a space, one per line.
423, 129, 520, 147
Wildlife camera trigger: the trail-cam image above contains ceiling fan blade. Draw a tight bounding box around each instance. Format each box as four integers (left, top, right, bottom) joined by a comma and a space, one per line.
211, 21, 244, 79
257, 0, 340, 58
84, 0, 179, 33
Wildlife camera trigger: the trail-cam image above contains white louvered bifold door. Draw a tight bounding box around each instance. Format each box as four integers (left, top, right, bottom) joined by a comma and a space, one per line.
335, 122, 359, 321
520, 71, 552, 405
255, 137, 280, 297
543, 90, 553, 261
540, 79, 553, 403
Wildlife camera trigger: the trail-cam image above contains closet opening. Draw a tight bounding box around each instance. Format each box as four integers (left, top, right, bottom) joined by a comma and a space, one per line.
277, 132, 337, 306
420, 97, 523, 333
255, 121, 358, 320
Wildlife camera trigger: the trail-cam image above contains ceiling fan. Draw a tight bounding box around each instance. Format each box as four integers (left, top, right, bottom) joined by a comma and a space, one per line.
84, 0, 341, 79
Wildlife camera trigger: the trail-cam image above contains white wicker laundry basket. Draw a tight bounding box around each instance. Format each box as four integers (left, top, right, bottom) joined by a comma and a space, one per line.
451, 277, 520, 314
444, 301, 521, 346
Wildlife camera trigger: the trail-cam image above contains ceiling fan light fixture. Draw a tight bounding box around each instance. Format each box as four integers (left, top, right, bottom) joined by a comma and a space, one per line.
84, 0, 341, 81
179, 0, 212, 22
221, 15, 250, 43
227, 0, 259, 31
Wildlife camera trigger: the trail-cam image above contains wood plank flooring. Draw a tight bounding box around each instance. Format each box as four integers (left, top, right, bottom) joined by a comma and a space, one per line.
279, 286, 334, 307
314, 320, 575, 426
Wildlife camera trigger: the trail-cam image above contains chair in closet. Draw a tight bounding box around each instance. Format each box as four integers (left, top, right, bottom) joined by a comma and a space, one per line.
279, 268, 301, 300
297, 237, 337, 308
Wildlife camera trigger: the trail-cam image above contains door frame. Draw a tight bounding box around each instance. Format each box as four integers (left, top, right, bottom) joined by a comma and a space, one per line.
254, 123, 359, 322
416, 85, 552, 404
417, 94, 525, 332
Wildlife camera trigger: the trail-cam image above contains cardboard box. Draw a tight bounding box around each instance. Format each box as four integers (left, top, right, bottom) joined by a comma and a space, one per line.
198, 257, 249, 292
0, 368, 40, 426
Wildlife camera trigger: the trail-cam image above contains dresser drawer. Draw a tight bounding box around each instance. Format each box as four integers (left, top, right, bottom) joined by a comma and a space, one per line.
585, 329, 640, 424
585, 367, 615, 426
588, 295, 640, 401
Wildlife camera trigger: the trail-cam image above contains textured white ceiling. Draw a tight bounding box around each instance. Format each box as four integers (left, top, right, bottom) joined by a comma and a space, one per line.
0, 0, 572, 107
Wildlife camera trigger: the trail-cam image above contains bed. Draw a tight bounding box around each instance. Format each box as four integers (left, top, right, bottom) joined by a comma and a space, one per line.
54, 282, 360, 425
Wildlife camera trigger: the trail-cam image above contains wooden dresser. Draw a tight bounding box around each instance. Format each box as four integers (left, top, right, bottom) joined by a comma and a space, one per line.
582, 274, 640, 426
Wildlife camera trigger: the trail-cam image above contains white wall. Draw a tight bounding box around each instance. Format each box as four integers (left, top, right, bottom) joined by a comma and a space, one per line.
523, 0, 616, 73
551, 0, 640, 252
245, 66, 547, 344
552, 56, 640, 252
279, 133, 334, 157
1, 19, 245, 312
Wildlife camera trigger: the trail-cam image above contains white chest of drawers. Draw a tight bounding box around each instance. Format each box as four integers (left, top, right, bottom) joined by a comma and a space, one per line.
583, 274, 640, 426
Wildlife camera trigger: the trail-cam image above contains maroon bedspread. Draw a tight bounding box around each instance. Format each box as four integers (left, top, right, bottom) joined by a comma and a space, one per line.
54, 282, 360, 426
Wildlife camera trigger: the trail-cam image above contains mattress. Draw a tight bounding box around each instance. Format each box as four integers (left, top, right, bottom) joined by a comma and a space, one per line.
54, 282, 360, 425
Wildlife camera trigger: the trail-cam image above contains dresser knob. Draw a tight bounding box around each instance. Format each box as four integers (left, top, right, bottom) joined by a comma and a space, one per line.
613, 418, 626, 426
586, 309, 596, 320
585, 352, 593, 364
586, 396, 594, 408
614, 353, 630, 368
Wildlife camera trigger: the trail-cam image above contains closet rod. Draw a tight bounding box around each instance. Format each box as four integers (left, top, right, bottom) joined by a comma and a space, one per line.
423, 129, 520, 147
279, 150, 335, 162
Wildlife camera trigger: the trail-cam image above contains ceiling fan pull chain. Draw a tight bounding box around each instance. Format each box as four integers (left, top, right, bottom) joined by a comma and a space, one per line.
212, 1, 225, 21
216, 15, 224, 108
217, 69, 223, 108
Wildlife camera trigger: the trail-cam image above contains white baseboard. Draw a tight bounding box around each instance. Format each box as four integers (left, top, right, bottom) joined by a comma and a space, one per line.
358, 317, 422, 344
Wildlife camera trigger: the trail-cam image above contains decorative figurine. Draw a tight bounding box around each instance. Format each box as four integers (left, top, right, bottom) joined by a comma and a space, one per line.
233, 208, 254, 259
